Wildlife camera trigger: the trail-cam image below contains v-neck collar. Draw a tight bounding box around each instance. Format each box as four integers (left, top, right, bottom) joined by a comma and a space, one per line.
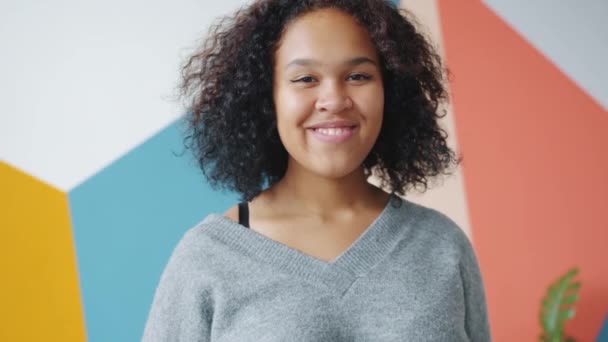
199, 193, 410, 296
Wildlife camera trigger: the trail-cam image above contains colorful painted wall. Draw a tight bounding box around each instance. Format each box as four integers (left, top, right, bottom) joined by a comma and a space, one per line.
400, 0, 608, 341
1, 0, 606, 341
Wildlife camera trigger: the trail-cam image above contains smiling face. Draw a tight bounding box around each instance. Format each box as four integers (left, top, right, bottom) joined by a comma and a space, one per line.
273, 8, 384, 180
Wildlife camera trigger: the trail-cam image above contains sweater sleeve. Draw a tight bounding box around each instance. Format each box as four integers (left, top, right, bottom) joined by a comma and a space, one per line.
142, 232, 212, 342
459, 234, 492, 342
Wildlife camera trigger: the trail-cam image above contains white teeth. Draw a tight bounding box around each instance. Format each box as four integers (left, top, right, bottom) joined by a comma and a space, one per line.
314, 127, 351, 135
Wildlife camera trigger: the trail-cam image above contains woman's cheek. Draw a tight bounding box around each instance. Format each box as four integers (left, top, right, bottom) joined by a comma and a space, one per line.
362, 86, 384, 123
280, 91, 315, 127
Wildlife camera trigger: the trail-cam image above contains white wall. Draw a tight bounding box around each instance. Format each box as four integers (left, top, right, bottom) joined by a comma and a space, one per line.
0, 0, 246, 191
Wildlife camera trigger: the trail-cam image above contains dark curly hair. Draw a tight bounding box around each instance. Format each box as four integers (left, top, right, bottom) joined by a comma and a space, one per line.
180, 0, 461, 202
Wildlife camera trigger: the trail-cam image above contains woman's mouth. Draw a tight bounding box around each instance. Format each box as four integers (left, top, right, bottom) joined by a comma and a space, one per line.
307, 125, 358, 143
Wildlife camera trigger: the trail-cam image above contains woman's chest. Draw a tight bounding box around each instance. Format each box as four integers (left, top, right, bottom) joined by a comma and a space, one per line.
248, 215, 377, 264
340, 260, 468, 341
209, 259, 468, 342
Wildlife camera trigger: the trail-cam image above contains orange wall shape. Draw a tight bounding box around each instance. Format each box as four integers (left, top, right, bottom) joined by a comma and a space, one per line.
0, 161, 86, 341
437, 0, 608, 341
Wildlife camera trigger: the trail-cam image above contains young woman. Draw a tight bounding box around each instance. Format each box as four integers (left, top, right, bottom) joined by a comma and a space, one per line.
143, 0, 491, 341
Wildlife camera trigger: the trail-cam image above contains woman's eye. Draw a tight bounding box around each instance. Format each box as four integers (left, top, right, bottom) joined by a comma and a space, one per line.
348, 73, 372, 82
291, 76, 316, 83
290, 74, 371, 84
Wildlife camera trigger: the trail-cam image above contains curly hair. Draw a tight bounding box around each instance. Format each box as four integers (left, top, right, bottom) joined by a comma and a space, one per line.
180, 0, 460, 202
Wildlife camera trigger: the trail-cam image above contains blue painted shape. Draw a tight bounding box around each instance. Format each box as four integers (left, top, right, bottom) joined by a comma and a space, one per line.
598, 313, 608, 342
69, 118, 238, 342
390, 0, 400, 7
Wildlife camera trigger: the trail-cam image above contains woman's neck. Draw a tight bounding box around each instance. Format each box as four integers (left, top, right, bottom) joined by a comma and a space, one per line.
260, 161, 388, 220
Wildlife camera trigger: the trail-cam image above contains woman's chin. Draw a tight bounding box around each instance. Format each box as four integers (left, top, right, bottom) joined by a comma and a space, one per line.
308, 163, 364, 180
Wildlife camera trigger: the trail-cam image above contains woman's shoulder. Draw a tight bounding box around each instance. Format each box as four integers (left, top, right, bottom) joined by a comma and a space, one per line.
168, 213, 231, 263
223, 204, 239, 223
399, 197, 474, 255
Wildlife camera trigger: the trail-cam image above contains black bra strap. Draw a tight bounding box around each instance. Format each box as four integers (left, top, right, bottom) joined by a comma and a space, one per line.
238, 202, 250, 228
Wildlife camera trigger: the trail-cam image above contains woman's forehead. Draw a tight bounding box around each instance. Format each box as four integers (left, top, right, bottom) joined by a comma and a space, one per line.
274, 8, 379, 68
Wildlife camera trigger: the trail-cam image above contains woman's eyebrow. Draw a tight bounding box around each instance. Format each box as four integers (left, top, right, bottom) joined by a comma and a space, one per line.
285, 56, 378, 69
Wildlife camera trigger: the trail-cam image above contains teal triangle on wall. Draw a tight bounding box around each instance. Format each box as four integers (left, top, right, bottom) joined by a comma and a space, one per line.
69, 118, 238, 342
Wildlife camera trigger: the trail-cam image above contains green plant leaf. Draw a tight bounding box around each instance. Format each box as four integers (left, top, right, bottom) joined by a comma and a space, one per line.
558, 309, 575, 321
539, 267, 581, 341
561, 294, 579, 305
567, 283, 581, 291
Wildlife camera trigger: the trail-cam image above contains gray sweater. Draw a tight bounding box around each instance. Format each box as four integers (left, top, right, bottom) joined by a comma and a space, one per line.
142, 194, 491, 341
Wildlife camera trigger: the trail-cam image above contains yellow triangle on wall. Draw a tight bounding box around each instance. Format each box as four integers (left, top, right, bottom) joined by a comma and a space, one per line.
0, 161, 86, 341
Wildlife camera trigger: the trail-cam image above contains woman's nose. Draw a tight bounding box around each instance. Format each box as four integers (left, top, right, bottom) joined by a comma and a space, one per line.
315, 82, 353, 113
